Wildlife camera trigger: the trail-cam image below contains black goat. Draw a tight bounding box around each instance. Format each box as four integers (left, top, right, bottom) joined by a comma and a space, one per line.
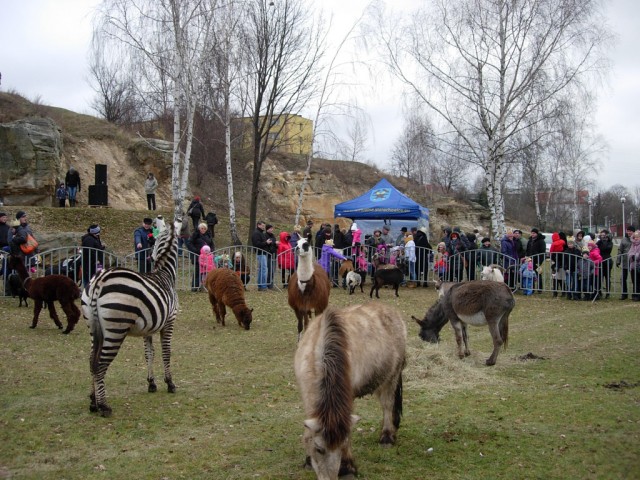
8, 273, 29, 307
370, 266, 403, 299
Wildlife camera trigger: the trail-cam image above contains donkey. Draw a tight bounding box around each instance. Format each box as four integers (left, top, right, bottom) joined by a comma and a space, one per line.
295, 302, 407, 479
413, 280, 514, 366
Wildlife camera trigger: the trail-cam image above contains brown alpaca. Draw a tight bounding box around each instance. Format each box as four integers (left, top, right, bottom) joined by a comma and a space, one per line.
8, 255, 81, 334
205, 268, 253, 330
288, 237, 331, 341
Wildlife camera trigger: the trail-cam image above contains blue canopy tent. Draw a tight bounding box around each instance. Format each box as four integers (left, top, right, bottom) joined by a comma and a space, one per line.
334, 179, 429, 239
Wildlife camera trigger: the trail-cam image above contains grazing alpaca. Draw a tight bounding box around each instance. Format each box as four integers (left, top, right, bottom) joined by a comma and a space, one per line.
204, 268, 253, 330
288, 236, 331, 341
412, 280, 513, 366
370, 266, 403, 299
8, 254, 81, 334
8, 273, 29, 307
346, 270, 364, 294
481, 264, 505, 282
295, 303, 407, 479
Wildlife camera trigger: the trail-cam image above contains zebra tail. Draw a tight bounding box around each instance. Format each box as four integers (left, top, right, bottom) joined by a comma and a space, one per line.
87, 284, 104, 375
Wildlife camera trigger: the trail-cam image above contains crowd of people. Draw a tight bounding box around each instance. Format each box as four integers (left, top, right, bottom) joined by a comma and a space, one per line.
4, 196, 640, 302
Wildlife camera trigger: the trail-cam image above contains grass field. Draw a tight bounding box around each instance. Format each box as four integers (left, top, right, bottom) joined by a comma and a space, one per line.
1, 285, 639, 480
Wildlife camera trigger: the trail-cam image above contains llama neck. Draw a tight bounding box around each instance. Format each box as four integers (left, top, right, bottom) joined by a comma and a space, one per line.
297, 254, 314, 282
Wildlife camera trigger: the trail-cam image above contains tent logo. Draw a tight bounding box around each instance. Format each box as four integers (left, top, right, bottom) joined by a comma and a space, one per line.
370, 188, 391, 202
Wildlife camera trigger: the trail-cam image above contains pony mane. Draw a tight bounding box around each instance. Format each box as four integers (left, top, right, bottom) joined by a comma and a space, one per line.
314, 308, 353, 449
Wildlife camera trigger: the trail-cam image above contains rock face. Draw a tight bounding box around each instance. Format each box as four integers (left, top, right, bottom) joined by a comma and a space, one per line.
0, 117, 173, 210
0, 117, 63, 206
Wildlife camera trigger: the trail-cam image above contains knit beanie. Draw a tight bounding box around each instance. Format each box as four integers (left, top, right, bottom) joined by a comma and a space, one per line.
89, 224, 101, 235
16, 211, 26, 220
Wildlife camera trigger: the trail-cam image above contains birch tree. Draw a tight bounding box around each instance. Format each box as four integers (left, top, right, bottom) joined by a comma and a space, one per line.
95, 0, 219, 219
373, 0, 611, 240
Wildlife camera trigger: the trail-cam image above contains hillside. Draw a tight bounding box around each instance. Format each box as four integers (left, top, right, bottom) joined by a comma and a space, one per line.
0, 92, 494, 253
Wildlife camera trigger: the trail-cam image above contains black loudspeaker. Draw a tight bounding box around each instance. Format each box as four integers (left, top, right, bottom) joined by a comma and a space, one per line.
88, 185, 108, 206
95, 164, 108, 185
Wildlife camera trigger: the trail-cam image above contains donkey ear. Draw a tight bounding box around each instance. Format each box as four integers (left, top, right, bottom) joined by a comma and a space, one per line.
250, 308, 254, 313
411, 315, 424, 326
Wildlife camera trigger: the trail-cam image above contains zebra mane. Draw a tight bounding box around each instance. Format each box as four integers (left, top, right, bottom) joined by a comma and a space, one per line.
151, 219, 178, 273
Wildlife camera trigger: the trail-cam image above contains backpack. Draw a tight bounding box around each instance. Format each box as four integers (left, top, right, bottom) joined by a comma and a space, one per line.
20, 234, 39, 255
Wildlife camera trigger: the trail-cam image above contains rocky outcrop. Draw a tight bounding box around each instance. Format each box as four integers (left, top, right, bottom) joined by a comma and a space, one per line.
0, 117, 63, 206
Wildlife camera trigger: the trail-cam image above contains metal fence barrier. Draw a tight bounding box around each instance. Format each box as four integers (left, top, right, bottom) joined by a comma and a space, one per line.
1, 246, 637, 300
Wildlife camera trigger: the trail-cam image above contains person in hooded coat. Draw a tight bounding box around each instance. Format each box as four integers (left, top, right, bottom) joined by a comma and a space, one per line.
446, 231, 466, 282
319, 239, 346, 286
413, 227, 432, 287
277, 231, 295, 286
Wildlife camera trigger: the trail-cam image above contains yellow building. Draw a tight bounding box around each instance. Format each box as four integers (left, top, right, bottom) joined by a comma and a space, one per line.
234, 114, 313, 156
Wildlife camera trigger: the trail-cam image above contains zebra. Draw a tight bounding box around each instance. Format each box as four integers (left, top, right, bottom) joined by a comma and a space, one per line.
81, 217, 180, 417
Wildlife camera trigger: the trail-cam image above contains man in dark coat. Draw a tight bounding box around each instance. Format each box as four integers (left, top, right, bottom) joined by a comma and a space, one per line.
205, 211, 218, 238
526, 228, 547, 291
596, 229, 614, 298
413, 227, 432, 287
251, 221, 271, 291
81, 224, 106, 289
134, 217, 155, 273
186, 196, 206, 230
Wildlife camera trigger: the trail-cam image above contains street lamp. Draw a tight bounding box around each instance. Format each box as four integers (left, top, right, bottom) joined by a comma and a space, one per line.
588, 199, 593, 234
621, 197, 626, 234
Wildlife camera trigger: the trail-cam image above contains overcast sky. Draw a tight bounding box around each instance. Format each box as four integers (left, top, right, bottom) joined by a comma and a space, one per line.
1, 0, 638, 190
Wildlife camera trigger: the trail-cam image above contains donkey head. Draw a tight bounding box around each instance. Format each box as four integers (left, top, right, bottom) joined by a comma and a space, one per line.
412, 300, 448, 344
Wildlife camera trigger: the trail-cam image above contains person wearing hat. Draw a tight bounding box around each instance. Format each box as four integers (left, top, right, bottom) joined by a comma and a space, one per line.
596, 229, 614, 299
477, 237, 498, 268
319, 238, 346, 285
186, 195, 205, 230
617, 225, 636, 300
396, 227, 408, 247
10, 211, 39, 268
81, 224, 106, 289
134, 217, 155, 274
56, 182, 68, 208
525, 228, 547, 292
65, 167, 81, 207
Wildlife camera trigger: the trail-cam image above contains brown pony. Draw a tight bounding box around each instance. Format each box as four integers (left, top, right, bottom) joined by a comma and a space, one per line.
204, 268, 253, 330
288, 237, 330, 341
295, 302, 407, 479
8, 254, 81, 334
413, 280, 513, 366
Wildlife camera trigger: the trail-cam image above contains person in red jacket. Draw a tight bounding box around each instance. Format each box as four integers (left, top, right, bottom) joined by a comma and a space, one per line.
277, 231, 295, 287
549, 232, 567, 297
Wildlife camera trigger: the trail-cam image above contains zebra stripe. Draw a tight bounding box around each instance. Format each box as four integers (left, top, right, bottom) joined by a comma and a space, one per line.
82, 219, 180, 417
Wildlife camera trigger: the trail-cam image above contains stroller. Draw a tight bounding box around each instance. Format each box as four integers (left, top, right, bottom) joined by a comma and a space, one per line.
44, 253, 82, 285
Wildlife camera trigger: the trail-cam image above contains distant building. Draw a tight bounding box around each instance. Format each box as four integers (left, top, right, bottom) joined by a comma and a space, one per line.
233, 114, 313, 156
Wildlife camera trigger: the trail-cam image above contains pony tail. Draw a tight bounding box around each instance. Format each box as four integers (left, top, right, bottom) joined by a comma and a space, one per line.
316, 308, 353, 449
500, 314, 509, 351
392, 375, 403, 430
